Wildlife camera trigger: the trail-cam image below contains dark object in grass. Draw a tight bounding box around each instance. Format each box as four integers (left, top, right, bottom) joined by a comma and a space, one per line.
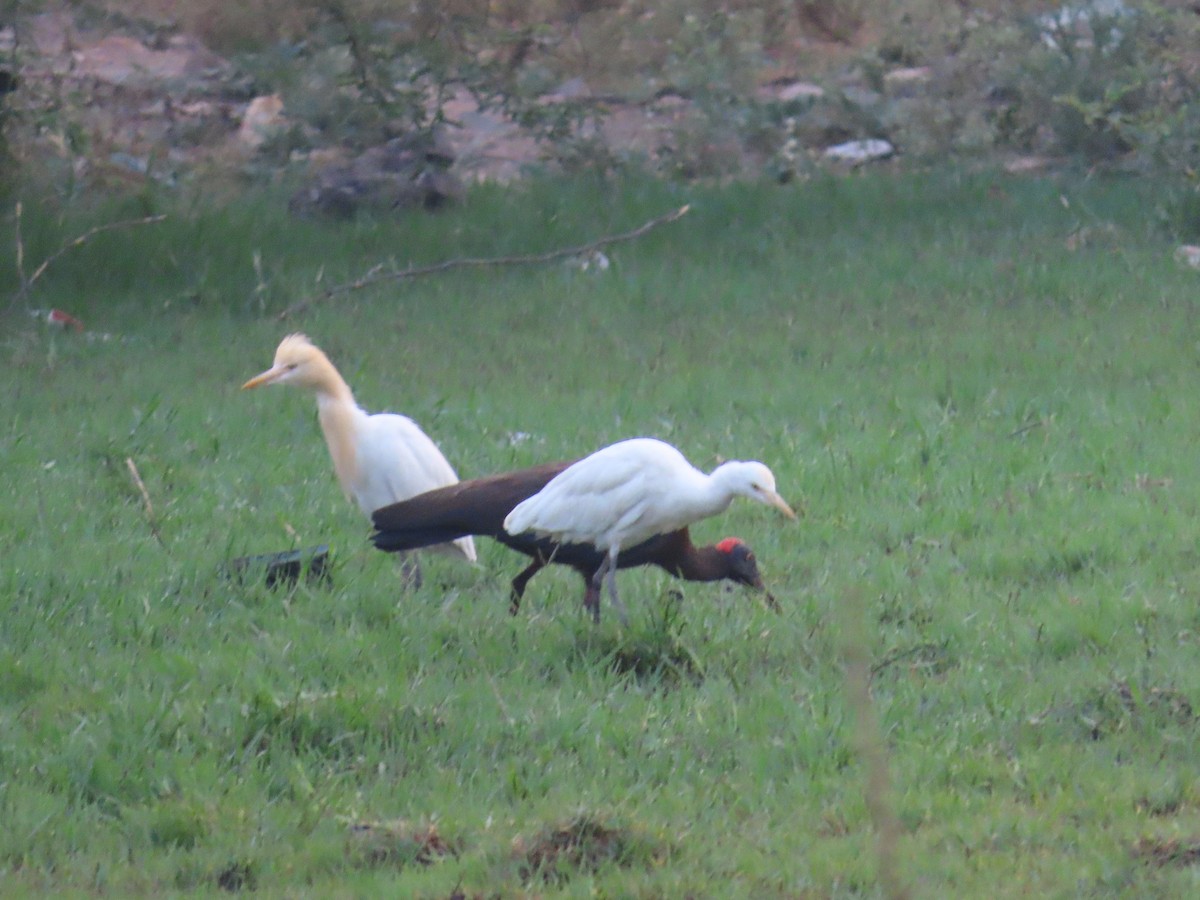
345, 819, 459, 870
215, 859, 256, 892
224, 545, 331, 589
370, 461, 777, 622
516, 814, 660, 885
1132, 836, 1200, 868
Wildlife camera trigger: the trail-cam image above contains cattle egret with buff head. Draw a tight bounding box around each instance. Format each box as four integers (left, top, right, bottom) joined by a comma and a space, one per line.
242, 333, 476, 565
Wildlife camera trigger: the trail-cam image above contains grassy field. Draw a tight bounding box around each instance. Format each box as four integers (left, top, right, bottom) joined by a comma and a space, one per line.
4, 170, 1200, 896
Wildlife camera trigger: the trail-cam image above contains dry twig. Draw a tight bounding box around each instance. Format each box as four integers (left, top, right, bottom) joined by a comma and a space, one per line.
278, 203, 691, 320
1008, 419, 1046, 439
125, 456, 166, 548
12, 207, 168, 308
869, 641, 945, 679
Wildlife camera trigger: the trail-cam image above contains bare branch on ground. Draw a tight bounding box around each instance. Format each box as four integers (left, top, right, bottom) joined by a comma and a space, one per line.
11, 207, 168, 308
277, 203, 691, 320
126, 456, 166, 549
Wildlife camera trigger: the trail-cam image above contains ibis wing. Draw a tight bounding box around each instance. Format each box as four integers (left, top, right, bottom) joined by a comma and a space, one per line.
371, 461, 572, 552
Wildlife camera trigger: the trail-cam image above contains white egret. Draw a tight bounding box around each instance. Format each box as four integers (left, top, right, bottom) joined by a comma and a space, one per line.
242, 333, 476, 568
502, 437, 794, 621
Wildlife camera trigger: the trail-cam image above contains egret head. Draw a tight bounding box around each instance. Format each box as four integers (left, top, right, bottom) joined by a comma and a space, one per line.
242, 334, 332, 392
718, 461, 797, 519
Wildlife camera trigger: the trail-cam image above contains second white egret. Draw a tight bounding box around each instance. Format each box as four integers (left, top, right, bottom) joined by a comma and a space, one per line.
503, 437, 794, 621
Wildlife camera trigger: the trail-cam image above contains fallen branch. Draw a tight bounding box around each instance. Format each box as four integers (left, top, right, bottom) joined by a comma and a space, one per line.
125, 456, 166, 548
1008, 417, 1050, 439
12, 206, 168, 308
277, 203, 691, 320
869, 641, 946, 679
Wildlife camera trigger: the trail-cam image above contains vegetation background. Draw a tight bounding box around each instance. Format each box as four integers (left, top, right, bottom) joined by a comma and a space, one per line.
4, 0, 1200, 193
4, 2, 1200, 898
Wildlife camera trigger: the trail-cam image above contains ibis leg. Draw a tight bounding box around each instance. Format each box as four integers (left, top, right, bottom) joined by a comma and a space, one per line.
583, 579, 601, 621
509, 559, 546, 615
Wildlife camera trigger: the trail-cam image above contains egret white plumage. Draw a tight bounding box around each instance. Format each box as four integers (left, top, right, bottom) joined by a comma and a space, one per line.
503, 437, 795, 622
242, 333, 476, 565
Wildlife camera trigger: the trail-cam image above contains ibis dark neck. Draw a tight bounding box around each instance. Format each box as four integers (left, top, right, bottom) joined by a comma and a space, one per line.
650, 532, 727, 583
672, 545, 730, 582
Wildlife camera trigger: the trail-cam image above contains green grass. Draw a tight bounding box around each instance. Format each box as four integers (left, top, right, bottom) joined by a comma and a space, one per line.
4, 169, 1200, 896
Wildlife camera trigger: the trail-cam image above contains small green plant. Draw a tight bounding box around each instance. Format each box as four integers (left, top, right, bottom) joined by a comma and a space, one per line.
146, 797, 212, 849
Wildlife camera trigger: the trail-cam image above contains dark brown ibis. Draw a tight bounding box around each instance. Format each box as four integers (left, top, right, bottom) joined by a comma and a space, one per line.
369, 460, 779, 621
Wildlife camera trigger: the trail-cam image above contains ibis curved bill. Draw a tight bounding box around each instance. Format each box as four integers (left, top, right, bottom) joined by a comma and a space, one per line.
242, 333, 476, 565
502, 437, 794, 622
369, 460, 778, 620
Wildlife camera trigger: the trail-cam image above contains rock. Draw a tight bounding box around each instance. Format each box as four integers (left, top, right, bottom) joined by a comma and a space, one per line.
1038, 0, 1134, 53
107, 151, 177, 186
758, 80, 825, 104
1174, 245, 1200, 270
72, 34, 228, 87
439, 87, 542, 183
109, 151, 149, 175
883, 67, 932, 97
542, 77, 591, 103
238, 94, 286, 150
27, 12, 73, 57
823, 138, 894, 164
566, 250, 611, 273
176, 100, 219, 118
840, 85, 883, 111
289, 133, 465, 219
777, 81, 825, 101
1003, 155, 1055, 174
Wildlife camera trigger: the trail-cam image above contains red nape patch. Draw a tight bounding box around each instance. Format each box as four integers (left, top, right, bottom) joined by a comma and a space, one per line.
716, 537, 745, 554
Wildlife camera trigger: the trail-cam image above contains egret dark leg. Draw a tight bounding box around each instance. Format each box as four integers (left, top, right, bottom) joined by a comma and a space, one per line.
588, 560, 608, 624
395, 551, 422, 590
509, 559, 545, 615
604, 548, 629, 626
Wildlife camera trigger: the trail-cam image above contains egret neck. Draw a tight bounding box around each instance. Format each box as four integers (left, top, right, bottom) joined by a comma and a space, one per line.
308, 362, 362, 501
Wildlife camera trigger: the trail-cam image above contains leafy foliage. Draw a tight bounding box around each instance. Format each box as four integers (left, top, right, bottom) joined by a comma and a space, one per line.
4, 0, 1200, 193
